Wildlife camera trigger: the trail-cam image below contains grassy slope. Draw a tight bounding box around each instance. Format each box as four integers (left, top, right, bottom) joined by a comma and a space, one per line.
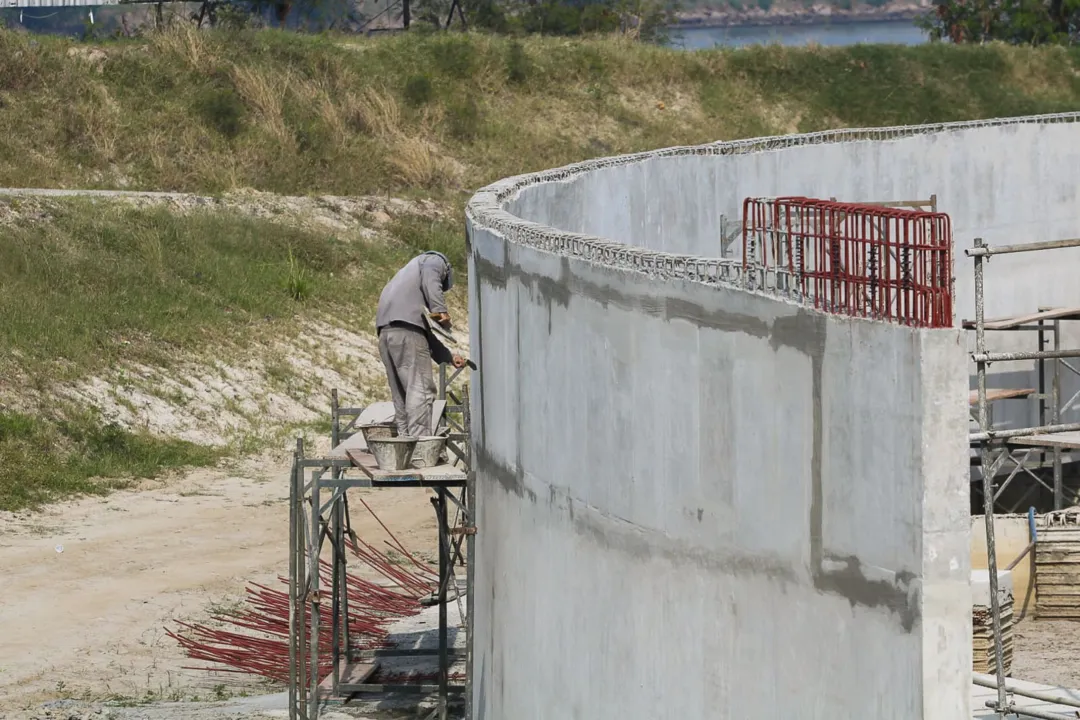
3, 29, 1080, 508
4, 29, 1080, 197
0, 202, 456, 510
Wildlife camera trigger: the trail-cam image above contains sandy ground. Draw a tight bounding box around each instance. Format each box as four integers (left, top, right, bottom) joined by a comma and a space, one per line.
1013, 616, 1080, 689
5, 448, 1080, 719
0, 449, 438, 715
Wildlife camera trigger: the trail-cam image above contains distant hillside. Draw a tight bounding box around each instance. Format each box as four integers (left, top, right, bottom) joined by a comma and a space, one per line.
675, 0, 929, 27
6, 28, 1077, 198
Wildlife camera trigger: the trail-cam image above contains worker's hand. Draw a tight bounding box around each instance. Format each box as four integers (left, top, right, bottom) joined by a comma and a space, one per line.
452, 355, 467, 369
432, 312, 452, 330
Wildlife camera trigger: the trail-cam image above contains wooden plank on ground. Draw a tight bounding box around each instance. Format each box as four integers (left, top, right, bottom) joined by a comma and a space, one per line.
338, 661, 379, 692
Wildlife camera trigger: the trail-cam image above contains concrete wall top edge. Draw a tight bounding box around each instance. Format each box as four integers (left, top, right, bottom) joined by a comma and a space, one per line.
466, 112, 1080, 302
468, 110, 1080, 325
469, 111, 1080, 222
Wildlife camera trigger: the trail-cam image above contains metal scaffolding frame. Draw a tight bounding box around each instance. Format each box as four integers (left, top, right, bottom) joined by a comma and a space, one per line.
288, 366, 473, 720
969, 236, 1080, 719
963, 308, 1080, 513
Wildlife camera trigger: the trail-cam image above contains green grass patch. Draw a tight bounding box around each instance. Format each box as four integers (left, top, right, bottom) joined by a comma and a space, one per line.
0, 201, 411, 374
0, 409, 220, 511
389, 215, 468, 276
0, 200, 454, 509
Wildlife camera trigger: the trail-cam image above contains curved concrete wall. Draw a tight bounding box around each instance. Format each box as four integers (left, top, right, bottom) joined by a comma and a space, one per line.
465, 114, 1080, 719
501, 112, 1080, 430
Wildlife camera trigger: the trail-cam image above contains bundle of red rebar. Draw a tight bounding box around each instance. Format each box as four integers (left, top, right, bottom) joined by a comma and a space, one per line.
168, 502, 441, 685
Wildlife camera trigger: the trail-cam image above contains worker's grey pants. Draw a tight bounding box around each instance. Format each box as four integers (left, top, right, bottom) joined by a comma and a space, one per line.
378, 326, 435, 438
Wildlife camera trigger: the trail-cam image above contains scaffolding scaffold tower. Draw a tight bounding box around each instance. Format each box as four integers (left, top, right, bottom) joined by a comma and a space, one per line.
969, 236, 1080, 719
288, 364, 474, 720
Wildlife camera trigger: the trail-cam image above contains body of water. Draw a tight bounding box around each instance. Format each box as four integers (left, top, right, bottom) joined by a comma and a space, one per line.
671, 19, 928, 49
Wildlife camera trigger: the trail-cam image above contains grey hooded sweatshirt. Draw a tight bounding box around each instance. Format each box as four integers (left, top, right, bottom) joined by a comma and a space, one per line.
375, 252, 454, 363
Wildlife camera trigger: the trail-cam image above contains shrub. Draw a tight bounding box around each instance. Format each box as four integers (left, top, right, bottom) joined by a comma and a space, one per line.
195, 86, 246, 139
403, 74, 435, 107
506, 40, 531, 85
445, 94, 481, 141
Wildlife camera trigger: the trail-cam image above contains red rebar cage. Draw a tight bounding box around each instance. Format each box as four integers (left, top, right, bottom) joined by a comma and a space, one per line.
742, 196, 953, 329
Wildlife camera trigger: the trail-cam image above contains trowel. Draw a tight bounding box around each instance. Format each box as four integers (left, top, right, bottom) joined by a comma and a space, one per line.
425, 308, 477, 371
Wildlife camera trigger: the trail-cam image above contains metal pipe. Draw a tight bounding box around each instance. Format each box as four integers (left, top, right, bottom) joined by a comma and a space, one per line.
975, 671, 1080, 711
973, 348, 1080, 363
1006, 541, 1035, 571
437, 489, 450, 720
310, 471, 321, 720
340, 497, 352, 676
464, 387, 475, 720
297, 439, 308, 720
331, 389, 339, 448
1054, 320, 1064, 509
965, 237, 1080, 257
289, 443, 299, 720
984, 701, 1078, 720
1040, 320, 1048, 473
974, 238, 1009, 715
331, 496, 341, 694
970, 421, 1080, 442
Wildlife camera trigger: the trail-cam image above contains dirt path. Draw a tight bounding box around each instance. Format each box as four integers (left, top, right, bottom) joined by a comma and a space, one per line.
1013, 616, 1080, 689
0, 450, 437, 713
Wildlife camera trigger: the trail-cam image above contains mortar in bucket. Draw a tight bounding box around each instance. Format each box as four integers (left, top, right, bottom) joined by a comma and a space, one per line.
359, 423, 397, 444
412, 436, 447, 469
367, 437, 417, 471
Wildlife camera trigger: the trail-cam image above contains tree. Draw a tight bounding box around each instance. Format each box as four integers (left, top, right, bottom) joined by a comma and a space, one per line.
918, 0, 1080, 44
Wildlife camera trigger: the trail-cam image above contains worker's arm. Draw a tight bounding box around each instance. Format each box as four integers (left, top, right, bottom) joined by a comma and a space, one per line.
419, 256, 449, 317
425, 329, 464, 368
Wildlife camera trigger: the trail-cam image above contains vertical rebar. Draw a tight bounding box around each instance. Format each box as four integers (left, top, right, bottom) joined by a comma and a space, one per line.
1053, 319, 1063, 509
975, 238, 1008, 716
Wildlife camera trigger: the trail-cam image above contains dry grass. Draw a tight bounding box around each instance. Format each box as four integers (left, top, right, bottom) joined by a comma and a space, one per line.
390, 135, 462, 188
232, 66, 292, 145
3, 29, 1080, 198
348, 85, 403, 138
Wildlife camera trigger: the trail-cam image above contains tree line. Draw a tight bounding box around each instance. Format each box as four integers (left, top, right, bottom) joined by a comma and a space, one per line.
920, 0, 1080, 44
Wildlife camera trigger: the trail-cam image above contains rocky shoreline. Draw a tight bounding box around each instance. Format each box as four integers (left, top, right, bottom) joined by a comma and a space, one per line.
672, 3, 928, 29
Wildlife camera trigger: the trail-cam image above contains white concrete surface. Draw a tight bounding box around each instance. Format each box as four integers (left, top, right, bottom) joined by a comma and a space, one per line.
458, 115, 1070, 719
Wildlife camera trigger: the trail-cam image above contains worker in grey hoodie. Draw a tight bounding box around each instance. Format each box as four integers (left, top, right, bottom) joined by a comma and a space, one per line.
375, 251, 465, 438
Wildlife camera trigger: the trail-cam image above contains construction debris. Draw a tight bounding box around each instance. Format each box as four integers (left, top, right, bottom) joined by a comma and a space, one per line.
168, 501, 439, 685
1036, 508, 1080, 619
